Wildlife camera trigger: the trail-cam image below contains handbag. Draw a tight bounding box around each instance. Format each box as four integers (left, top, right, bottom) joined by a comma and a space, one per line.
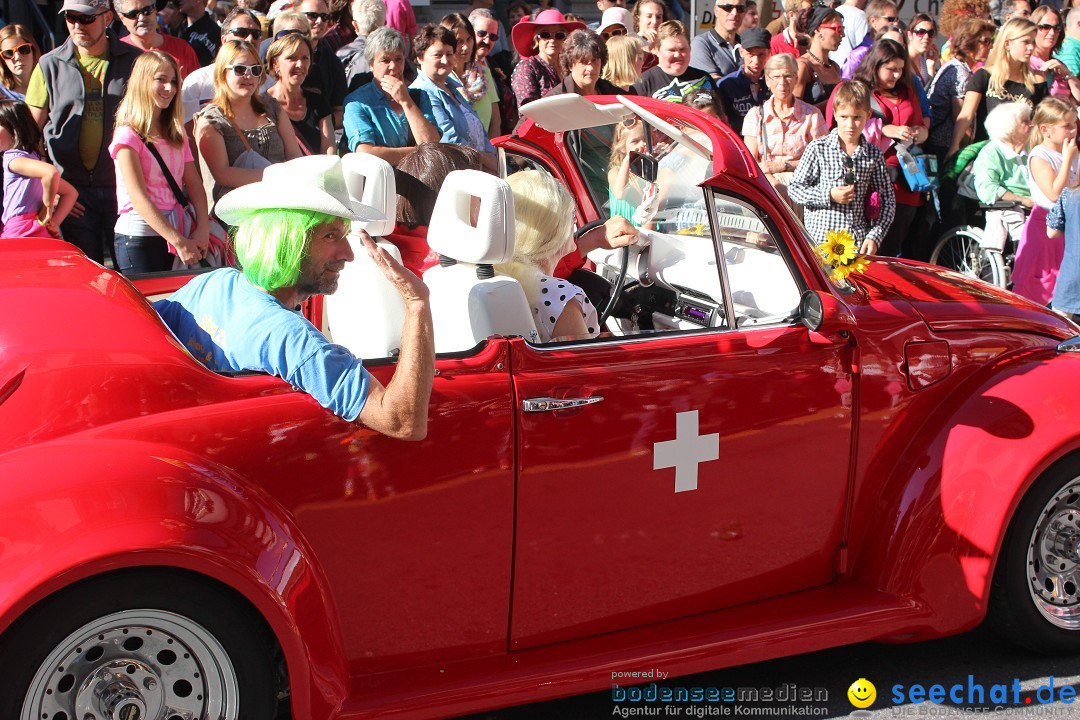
896, 143, 939, 193
141, 136, 231, 269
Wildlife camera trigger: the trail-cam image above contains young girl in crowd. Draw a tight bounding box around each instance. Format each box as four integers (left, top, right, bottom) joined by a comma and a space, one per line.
0, 100, 76, 239
608, 119, 649, 223
1014, 97, 1078, 305
111, 51, 209, 273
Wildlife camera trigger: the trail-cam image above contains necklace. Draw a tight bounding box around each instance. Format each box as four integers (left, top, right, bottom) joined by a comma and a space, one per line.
806, 48, 831, 67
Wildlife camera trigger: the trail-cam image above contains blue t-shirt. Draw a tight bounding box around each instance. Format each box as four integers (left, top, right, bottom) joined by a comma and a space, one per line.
154, 268, 371, 420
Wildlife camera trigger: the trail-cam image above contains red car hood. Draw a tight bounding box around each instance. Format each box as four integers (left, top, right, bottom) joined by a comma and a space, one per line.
851, 258, 1079, 341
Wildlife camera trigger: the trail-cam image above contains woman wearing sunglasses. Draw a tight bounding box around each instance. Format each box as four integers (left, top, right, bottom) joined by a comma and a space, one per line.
509, 9, 585, 107
194, 40, 302, 212
905, 14, 938, 87
0, 25, 39, 101
1029, 5, 1080, 102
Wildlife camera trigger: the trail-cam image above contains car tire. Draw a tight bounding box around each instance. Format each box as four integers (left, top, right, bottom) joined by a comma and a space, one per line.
0, 569, 278, 720
991, 456, 1080, 654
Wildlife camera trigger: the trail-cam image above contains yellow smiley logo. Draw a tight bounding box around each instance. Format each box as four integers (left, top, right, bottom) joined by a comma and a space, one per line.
848, 678, 876, 708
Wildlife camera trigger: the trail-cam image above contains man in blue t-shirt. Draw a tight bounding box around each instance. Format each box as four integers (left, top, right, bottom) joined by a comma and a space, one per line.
155, 155, 434, 440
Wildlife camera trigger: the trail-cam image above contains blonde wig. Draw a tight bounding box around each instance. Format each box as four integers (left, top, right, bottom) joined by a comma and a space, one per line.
211, 40, 268, 119
496, 170, 576, 301
985, 18, 1038, 97
602, 34, 644, 89
115, 51, 185, 147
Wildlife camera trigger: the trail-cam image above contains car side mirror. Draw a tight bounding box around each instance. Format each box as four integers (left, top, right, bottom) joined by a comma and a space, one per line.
800, 290, 856, 343
628, 151, 658, 183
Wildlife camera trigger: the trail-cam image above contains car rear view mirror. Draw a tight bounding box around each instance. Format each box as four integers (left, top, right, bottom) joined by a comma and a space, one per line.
800, 290, 856, 343
628, 151, 658, 183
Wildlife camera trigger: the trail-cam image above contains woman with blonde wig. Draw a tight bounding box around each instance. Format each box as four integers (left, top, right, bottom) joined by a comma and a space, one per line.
0, 25, 39, 100
194, 40, 303, 209
498, 170, 600, 343
110, 51, 209, 273
948, 18, 1047, 157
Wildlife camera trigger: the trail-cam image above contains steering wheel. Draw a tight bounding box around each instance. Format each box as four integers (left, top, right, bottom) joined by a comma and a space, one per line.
575, 219, 629, 328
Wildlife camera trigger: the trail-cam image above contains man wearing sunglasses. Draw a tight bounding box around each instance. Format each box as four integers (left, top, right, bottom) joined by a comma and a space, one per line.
467, 8, 504, 138
690, 0, 745, 79
178, 0, 221, 66
24, 0, 140, 266
297, 0, 348, 128
116, 0, 200, 79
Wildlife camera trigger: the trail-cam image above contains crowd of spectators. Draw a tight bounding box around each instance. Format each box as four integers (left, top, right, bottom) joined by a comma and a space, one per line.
6, 0, 1080, 316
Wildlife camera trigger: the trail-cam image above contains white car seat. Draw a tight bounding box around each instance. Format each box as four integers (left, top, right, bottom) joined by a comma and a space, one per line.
423, 170, 539, 353
323, 152, 407, 359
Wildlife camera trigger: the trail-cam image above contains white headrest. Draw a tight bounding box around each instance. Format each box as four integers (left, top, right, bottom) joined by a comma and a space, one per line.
342, 152, 396, 237
427, 170, 515, 265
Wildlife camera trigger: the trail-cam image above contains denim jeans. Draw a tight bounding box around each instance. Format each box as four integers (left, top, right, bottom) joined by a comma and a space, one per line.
60, 184, 118, 266
114, 233, 173, 275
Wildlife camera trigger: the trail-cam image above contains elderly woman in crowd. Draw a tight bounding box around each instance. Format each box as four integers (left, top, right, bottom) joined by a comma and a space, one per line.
0, 25, 38, 101
265, 31, 334, 154
544, 30, 624, 96
342, 27, 439, 165
510, 9, 585, 106
948, 18, 1047, 157
972, 102, 1034, 259
742, 53, 826, 217
389, 142, 484, 274
602, 33, 645, 91
925, 16, 995, 163
498, 170, 601, 343
794, 4, 844, 110
195, 40, 303, 210
410, 23, 496, 170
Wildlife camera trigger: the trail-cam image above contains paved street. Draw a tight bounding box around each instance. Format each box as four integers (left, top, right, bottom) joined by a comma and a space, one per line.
459, 625, 1080, 719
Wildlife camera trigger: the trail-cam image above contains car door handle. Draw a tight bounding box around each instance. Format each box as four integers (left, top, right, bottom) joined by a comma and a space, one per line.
521, 396, 604, 413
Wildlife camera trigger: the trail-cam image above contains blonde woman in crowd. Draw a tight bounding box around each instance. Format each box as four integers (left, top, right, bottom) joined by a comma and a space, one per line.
948, 18, 1047, 157
265, 31, 334, 154
602, 34, 645, 91
195, 40, 303, 209
0, 25, 39, 101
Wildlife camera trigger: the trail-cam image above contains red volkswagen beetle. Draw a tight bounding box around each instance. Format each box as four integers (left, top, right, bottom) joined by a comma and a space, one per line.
3, 95, 1080, 720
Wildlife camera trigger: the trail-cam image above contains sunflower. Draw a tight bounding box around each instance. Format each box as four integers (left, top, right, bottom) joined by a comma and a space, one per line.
847, 255, 870, 275
818, 229, 858, 266
830, 255, 871, 283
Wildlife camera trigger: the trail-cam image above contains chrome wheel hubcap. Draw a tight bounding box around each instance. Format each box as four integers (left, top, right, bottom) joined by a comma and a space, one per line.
22, 609, 239, 720
1028, 482, 1080, 629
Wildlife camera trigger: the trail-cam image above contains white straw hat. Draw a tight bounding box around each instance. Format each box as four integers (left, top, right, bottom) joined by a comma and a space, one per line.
215, 155, 386, 226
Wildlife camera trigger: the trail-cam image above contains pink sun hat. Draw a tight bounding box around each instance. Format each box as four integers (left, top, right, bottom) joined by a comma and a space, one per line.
511, 9, 587, 59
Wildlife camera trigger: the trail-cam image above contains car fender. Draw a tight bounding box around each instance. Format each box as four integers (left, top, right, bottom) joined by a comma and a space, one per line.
0, 437, 348, 720
851, 346, 1080, 638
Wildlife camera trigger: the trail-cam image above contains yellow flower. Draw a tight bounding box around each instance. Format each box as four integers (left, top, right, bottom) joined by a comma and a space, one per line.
818, 229, 858, 265
829, 264, 853, 283
846, 255, 871, 275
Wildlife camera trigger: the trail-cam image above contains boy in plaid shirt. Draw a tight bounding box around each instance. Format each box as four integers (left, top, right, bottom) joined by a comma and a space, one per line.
788, 82, 894, 254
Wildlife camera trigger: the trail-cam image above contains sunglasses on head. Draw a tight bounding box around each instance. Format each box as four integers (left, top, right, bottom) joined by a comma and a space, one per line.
63, 11, 103, 25
228, 26, 261, 39
977, 35, 994, 44
1, 43, 32, 60
911, 26, 936, 37
475, 28, 499, 40
275, 27, 306, 39
304, 11, 330, 22
226, 63, 264, 77
717, 3, 746, 11
118, 4, 154, 19
537, 30, 567, 40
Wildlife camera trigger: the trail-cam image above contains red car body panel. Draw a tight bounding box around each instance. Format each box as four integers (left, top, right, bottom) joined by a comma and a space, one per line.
3, 97, 1080, 719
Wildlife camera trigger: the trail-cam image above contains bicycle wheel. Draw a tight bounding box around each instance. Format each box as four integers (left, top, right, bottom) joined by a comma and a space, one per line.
930, 226, 1008, 288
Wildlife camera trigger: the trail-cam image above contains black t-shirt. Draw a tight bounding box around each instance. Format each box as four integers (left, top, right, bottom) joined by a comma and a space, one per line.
304, 39, 348, 110
632, 65, 716, 103
180, 12, 221, 67
965, 68, 1047, 144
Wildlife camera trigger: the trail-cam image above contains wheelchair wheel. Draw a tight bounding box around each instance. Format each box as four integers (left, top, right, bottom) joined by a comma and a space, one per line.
930, 226, 1008, 288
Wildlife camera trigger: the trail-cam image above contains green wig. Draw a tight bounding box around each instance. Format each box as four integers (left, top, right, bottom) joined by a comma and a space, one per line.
231, 208, 340, 291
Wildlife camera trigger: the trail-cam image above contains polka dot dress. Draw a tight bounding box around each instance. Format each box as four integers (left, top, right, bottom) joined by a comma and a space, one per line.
532, 275, 600, 343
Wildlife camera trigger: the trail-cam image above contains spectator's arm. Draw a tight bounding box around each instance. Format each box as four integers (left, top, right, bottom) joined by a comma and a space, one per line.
276, 107, 305, 160
195, 117, 265, 189
972, 147, 1006, 205
318, 114, 335, 154
947, 90, 982, 157
786, 144, 832, 208
404, 90, 440, 145
357, 143, 418, 166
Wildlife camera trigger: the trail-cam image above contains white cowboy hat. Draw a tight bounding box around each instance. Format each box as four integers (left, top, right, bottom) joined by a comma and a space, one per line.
598, 8, 639, 38
215, 155, 386, 226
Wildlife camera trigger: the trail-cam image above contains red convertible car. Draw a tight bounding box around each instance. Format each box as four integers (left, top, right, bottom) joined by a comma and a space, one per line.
4, 95, 1080, 720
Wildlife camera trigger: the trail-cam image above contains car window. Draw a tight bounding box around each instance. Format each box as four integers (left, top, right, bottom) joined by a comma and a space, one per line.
711, 192, 803, 328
